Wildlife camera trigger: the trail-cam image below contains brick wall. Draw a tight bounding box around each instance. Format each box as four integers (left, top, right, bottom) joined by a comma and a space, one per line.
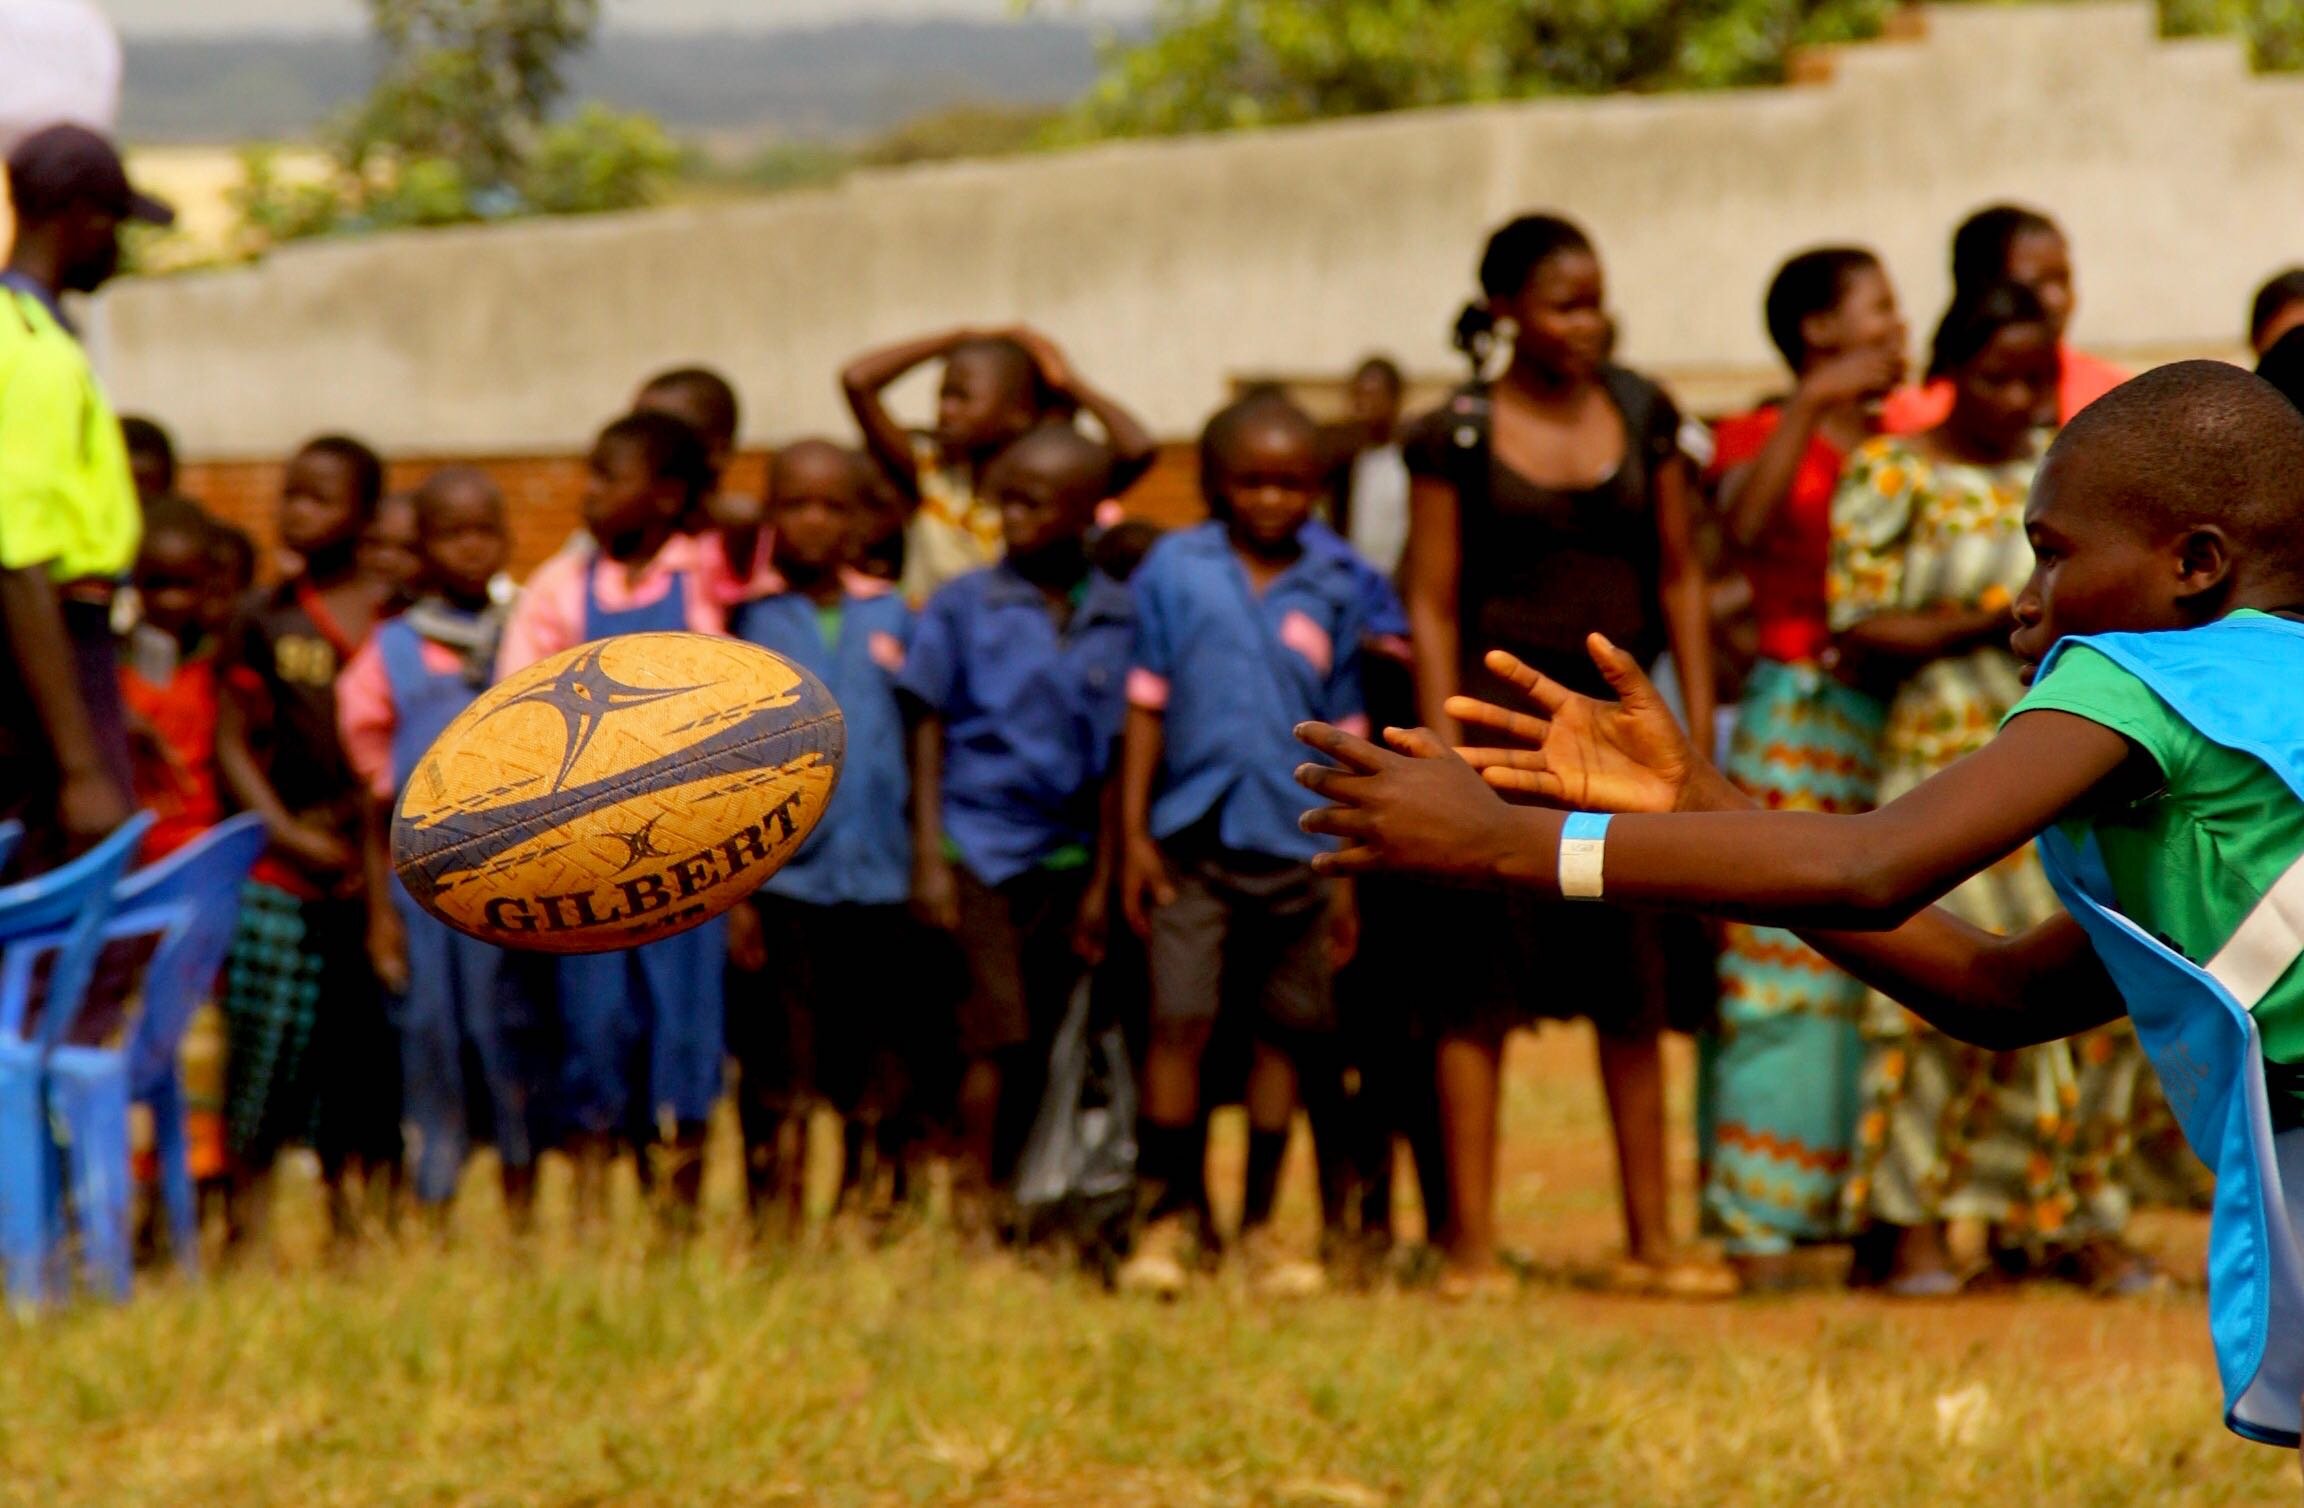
180, 445, 1207, 580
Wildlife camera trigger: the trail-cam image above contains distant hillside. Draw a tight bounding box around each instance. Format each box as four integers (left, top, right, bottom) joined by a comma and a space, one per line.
118, 20, 1108, 144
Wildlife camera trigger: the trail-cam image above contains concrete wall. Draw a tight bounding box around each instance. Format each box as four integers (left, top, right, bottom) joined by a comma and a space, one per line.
95, 1, 2304, 459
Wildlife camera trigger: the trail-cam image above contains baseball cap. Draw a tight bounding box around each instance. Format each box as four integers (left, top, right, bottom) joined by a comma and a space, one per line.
5, 123, 173, 226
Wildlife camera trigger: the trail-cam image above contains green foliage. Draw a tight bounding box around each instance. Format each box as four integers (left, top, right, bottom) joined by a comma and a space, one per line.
1042, 0, 2304, 140
729, 139, 852, 193
360, 0, 599, 187
524, 104, 682, 215
855, 102, 1063, 167
236, 0, 674, 251
2163, 0, 2304, 68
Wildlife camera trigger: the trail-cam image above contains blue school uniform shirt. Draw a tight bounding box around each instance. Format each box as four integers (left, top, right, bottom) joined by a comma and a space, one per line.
898, 559, 1135, 886
1129, 520, 1390, 863
730, 579, 913, 907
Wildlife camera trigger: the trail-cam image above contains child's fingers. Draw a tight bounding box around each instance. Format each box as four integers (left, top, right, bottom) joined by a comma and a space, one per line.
1482, 649, 1577, 714
1457, 746, 1548, 774
1383, 726, 1454, 761
1299, 805, 1375, 839
1479, 767, 1562, 799
1445, 695, 1550, 743
1586, 633, 1655, 703
1309, 845, 1383, 876
1294, 721, 1391, 773
1295, 760, 1385, 801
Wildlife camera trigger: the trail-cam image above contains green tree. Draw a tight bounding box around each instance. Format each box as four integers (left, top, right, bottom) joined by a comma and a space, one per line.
1043, 0, 2304, 140
235, 0, 674, 251
354, 0, 600, 191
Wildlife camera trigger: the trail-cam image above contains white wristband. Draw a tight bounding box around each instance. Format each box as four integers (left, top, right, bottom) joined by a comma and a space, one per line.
1558, 813, 1611, 901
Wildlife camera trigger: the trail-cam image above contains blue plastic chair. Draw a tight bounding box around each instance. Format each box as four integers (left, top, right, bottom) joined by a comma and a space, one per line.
45, 814, 267, 1292
0, 814, 152, 1309
0, 822, 22, 873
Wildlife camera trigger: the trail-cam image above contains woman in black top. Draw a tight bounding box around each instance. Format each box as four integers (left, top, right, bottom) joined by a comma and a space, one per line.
1401, 213, 1718, 1297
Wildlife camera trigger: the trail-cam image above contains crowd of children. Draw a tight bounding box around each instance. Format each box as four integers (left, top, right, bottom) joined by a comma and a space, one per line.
40, 191, 2304, 1308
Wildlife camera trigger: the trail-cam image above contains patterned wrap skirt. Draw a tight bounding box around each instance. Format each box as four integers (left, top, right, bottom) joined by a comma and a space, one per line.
1843, 651, 2139, 1248
1700, 659, 1884, 1255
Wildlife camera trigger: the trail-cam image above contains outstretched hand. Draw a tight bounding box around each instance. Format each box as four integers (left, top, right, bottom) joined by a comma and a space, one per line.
1445, 635, 1709, 816
1294, 722, 1549, 883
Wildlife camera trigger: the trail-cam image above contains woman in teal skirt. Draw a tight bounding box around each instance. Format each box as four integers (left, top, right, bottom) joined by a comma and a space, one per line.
1699, 248, 1904, 1287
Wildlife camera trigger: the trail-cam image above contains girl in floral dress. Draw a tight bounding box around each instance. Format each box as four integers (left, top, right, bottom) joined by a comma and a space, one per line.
1829, 280, 2147, 1295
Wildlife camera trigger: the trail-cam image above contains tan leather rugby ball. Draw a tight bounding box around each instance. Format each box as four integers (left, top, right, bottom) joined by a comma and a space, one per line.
391, 632, 844, 954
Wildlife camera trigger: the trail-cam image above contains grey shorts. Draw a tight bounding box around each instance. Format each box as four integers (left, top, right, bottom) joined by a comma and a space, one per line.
1148, 842, 1336, 1035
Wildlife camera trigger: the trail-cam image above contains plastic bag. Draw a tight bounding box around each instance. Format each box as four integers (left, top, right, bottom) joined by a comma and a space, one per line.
1012, 975, 1137, 1265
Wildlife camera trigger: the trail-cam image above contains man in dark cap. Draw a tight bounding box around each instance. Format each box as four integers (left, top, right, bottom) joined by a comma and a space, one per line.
1, 123, 173, 870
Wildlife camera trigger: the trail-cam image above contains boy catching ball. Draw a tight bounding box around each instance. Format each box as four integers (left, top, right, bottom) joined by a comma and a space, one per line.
1295, 362, 2304, 1451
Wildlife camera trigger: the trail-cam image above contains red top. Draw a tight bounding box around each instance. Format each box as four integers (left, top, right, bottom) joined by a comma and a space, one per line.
119, 651, 224, 861
1879, 344, 2129, 434
1708, 406, 1845, 666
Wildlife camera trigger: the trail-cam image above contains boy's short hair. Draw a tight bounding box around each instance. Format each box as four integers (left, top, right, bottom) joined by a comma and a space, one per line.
1763, 247, 1880, 368
137, 494, 211, 559
2051, 359, 2304, 575
769, 437, 863, 496
2250, 269, 2304, 349
299, 433, 386, 518
637, 366, 741, 452
1198, 386, 1319, 517
1925, 279, 2050, 382
601, 409, 716, 514
1950, 203, 2059, 295
949, 336, 1051, 413
988, 420, 1113, 507
119, 414, 176, 488
413, 464, 506, 530
1352, 355, 1405, 394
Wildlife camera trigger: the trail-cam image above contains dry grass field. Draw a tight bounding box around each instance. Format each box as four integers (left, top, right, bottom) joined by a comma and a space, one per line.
0, 1028, 2288, 1507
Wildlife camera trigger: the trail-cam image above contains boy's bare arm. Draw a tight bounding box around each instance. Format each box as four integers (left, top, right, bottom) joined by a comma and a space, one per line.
218, 672, 349, 873
1401, 476, 1464, 738
841, 330, 967, 502
1306, 641, 2130, 1047
1652, 457, 1714, 761
1297, 706, 2128, 928
361, 793, 408, 993
1806, 911, 2123, 1050
907, 712, 957, 931
1118, 704, 1175, 938
1065, 376, 1158, 492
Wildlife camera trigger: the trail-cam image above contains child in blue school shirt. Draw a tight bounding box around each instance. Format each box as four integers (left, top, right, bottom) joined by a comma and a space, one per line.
340, 468, 545, 1226
1116, 389, 1392, 1298
899, 423, 1134, 1237
728, 441, 921, 1232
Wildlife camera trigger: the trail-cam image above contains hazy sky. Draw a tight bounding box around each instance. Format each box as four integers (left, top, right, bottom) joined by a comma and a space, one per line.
94, 0, 1144, 36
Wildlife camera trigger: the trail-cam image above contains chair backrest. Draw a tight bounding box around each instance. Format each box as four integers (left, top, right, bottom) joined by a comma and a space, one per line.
0, 821, 21, 874
0, 814, 153, 1049
115, 814, 268, 1092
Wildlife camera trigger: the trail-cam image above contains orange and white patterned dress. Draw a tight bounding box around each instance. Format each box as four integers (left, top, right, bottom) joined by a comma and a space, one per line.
1828, 435, 2139, 1249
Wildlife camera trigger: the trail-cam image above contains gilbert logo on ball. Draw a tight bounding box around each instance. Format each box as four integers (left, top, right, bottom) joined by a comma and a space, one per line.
392, 632, 844, 954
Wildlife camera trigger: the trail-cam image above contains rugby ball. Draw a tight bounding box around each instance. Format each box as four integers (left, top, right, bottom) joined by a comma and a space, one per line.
391, 632, 844, 954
